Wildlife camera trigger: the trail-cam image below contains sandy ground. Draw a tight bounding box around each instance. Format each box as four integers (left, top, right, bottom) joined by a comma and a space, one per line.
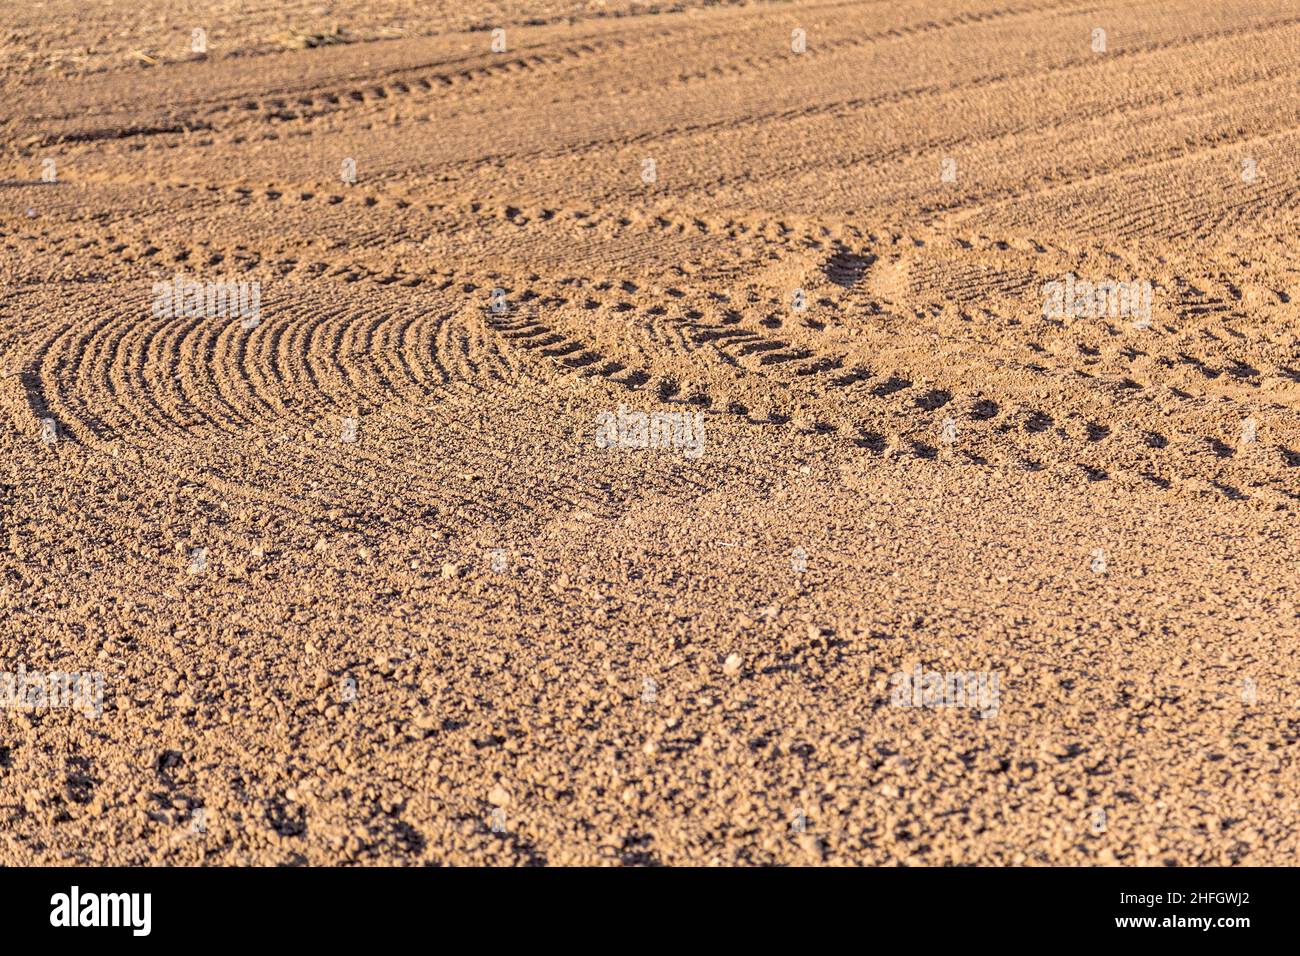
1, 0, 1299, 866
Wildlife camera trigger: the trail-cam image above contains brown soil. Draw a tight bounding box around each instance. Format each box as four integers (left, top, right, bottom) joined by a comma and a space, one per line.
2, 0, 1298, 865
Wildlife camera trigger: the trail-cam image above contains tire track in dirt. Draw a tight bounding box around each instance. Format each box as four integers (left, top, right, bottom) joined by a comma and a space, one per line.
469, 265, 1299, 509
